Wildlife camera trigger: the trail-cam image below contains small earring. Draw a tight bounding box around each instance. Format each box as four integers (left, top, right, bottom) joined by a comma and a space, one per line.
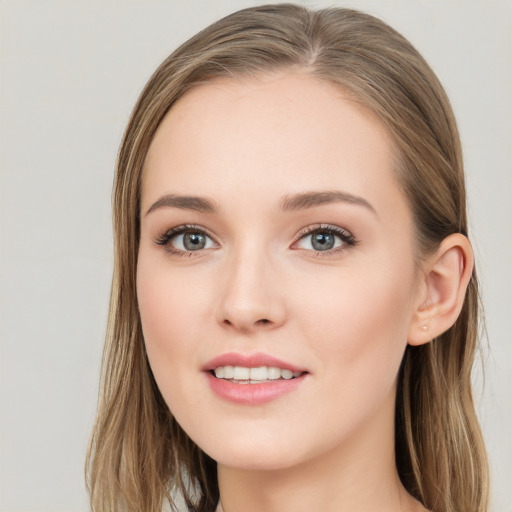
420, 325, 428, 332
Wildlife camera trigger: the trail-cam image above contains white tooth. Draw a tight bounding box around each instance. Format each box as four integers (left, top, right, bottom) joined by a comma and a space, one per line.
233, 366, 250, 380
293, 371, 301, 378
281, 369, 293, 380
250, 367, 268, 381
268, 367, 281, 380
222, 366, 234, 379
214, 367, 225, 378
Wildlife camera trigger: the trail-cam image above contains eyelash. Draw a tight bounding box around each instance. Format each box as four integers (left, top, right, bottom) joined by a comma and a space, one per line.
292, 224, 358, 256
154, 223, 358, 257
155, 224, 218, 257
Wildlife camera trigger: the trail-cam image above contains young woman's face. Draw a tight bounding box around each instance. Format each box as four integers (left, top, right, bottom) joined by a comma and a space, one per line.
137, 72, 422, 471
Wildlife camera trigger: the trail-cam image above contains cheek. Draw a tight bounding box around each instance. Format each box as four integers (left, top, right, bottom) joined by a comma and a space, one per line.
297, 263, 415, 390
136, 257, 204, 371
136, 255, 214, 427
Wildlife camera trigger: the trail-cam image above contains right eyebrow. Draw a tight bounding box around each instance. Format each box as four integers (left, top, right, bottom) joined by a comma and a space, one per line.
145, 194, 218, 216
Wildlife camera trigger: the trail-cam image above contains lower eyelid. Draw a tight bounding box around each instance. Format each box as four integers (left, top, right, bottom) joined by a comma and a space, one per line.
294, 235, 343, 252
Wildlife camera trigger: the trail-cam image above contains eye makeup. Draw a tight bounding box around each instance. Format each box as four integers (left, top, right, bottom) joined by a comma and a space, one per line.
154, 224, 218, 256
291, 223, 358, 256
154, 221, 358, 259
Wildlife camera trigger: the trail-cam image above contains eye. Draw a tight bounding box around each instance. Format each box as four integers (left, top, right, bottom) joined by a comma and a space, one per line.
292, 225, 357, 253
155, 225, 217, 254
173, 231, 215, 251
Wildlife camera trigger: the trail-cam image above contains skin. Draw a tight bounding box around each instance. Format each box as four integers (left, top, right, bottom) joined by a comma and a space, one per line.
137, 72, 437, 512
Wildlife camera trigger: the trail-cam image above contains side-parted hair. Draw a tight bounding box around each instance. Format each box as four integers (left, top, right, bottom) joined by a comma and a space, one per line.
86, 4, 488, 512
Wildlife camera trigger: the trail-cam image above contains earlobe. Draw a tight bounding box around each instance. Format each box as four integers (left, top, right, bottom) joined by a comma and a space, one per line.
408, 233, 474, 346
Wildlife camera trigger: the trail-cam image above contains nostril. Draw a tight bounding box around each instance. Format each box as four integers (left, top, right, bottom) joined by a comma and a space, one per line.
221, 315, 277, 331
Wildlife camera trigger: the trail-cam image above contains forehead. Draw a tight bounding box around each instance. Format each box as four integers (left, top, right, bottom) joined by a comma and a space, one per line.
147, 72, 393, 156
142, 72, 407, 221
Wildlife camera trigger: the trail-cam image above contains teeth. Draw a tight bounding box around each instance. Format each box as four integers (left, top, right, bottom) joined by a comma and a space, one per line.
233, 366, 250, 380
213, 365, 301, 381
250, 367, 267, 380
281, 369, 293, 380
267, 366, 281, 379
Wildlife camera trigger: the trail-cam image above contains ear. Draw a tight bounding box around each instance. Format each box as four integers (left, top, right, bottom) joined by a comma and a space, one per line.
408, 233, 474, 346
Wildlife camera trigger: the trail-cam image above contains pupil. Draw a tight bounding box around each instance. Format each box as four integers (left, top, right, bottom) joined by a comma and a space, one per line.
312, 232, 334, 251
184, 232, 205, 250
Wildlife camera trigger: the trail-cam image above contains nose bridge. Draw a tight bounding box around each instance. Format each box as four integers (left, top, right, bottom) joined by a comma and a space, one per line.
217, 236, 285, 331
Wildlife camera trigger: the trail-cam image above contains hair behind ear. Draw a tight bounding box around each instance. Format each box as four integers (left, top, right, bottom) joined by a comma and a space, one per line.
397, 264, 488, 512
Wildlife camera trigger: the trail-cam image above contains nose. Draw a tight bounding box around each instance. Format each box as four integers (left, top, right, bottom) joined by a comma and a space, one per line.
216, 246, 286, 333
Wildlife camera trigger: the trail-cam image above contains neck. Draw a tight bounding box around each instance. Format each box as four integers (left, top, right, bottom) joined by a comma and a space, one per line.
216, 390, 424, 512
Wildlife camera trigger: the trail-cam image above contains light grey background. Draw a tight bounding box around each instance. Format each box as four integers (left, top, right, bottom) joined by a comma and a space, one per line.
1, 1, 510, 511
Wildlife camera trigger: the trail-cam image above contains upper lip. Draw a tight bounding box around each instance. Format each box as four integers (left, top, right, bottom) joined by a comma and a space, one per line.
202, 352, 307, 373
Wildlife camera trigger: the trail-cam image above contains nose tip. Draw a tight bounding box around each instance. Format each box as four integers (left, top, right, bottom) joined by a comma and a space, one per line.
216, 256, 286, 333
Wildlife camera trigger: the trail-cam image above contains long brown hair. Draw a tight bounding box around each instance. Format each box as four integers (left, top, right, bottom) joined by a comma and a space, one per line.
86, 4, 488, 511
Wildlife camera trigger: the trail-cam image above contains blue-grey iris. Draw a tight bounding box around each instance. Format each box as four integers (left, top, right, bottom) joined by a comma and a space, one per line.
183, 232, 206, 250
312, 232, 335, 251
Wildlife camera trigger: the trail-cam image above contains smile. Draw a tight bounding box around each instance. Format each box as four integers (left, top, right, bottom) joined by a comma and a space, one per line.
213, 365, 302, 383
203, 353, 308, 405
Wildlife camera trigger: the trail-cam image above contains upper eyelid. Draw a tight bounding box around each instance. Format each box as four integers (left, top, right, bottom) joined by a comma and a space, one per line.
294, 223, 353, 239
163, 224, 216, 238
155, 224, 219, 246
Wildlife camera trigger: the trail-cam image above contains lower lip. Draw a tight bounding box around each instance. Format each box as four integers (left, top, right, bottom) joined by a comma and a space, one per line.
205, 372, 305, 405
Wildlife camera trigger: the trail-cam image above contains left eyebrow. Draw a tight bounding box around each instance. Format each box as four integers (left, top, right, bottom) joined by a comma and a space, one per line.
280, 190, 377, 215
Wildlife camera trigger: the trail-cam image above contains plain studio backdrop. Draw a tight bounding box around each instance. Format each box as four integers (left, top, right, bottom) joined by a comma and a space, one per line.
0, 1, 510, 511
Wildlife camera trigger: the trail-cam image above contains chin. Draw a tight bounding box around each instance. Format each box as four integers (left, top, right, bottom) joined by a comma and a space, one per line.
212, 447, 302, 472
190, 426, 303, 471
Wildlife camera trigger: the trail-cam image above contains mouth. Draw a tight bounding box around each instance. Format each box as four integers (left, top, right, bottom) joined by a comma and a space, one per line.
203, 352, 309, 404
211, 365, 305, 384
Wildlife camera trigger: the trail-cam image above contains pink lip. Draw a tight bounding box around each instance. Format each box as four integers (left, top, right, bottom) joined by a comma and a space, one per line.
202, 352, 308, 406
202, 352, 305, 373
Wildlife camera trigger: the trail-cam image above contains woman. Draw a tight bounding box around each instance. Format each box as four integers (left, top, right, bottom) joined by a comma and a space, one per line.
86, 4, 488, 512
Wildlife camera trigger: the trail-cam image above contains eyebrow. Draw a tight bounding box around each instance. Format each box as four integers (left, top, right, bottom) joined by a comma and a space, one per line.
280, 190, 376, 215
145, 194, 218, 216
145, 190, 376, 216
